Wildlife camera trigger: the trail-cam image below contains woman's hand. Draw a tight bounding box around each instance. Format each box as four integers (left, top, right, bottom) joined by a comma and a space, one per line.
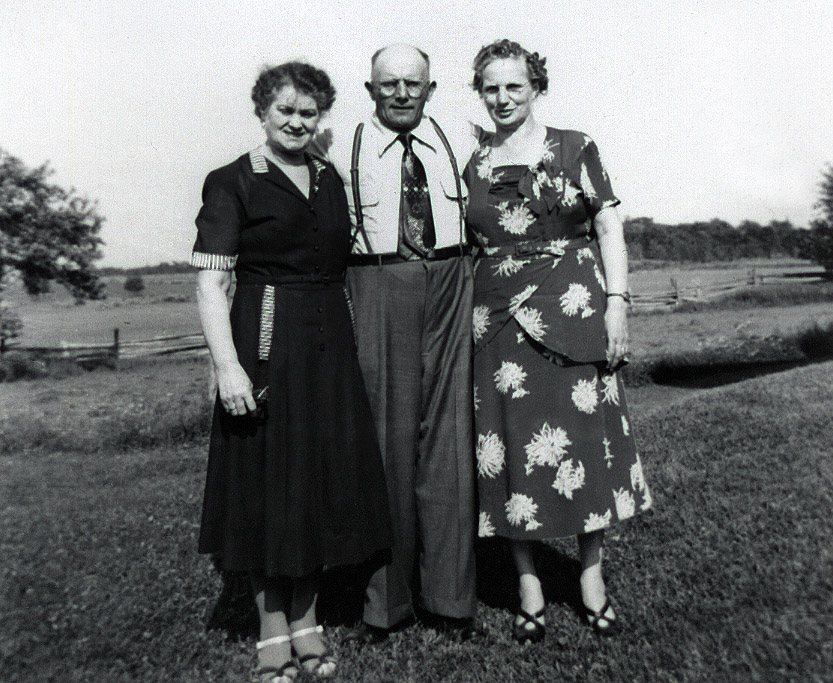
604, 297, 629, 370
215, 361, 256, 416
195, 269, 257, 416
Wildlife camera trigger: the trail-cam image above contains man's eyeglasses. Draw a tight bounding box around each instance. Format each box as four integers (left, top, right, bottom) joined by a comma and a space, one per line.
376, 80, 427, 98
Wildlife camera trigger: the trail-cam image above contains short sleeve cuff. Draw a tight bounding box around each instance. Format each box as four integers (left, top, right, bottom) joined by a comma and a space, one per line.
190, 251, 238, 270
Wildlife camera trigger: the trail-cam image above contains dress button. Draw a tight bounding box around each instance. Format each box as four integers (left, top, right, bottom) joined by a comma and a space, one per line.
319, 344, 325, 351
314, 265, 321, 272
312, 226, 319, 232
313, 245, 320, 252
319, 326, 324, 333
317, 307, 324, 314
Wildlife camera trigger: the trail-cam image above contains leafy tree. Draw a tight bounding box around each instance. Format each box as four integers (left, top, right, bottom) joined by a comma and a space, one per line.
810, 164, 833, 275
0, 148, 105, 350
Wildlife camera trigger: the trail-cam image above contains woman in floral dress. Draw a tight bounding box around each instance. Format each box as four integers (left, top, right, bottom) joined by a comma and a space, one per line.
464, 40, 652, 641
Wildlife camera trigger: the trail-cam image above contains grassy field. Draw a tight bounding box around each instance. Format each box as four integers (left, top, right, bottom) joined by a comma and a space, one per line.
2, 261, 833, 681
7, 274, 199, 346
2, 361, 832, 682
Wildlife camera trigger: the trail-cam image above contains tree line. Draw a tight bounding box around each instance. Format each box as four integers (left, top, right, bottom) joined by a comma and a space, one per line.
622, 217, 813, 262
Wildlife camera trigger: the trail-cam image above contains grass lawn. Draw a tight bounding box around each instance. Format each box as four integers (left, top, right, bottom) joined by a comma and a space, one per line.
2, 362, 832, 681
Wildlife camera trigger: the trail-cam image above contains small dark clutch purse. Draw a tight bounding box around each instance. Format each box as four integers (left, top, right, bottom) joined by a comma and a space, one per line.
252, 385, 269, 420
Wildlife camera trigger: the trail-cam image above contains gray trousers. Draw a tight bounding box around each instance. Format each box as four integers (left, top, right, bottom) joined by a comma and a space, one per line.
346, 255, 476, 628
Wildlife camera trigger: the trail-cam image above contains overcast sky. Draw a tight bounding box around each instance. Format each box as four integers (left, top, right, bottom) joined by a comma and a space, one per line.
2, 0, 832, 267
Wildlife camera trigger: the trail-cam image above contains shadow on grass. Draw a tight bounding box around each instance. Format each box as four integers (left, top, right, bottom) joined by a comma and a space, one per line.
204, 552, 389, 639
204, 543, 582, 638
475, 538, 582, 613
626, 320, 833, 390
649, 358, 813, 389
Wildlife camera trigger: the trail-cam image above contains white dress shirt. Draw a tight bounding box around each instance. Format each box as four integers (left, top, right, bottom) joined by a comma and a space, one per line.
325, 114, 473, 255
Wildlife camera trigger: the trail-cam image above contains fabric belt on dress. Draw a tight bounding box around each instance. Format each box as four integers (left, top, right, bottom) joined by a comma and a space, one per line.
347, 244, 471, 267
478, 235, 592, 258
235, 272, 345, 361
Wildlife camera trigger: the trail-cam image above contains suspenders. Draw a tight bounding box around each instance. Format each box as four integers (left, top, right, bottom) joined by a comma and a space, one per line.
350, 122, 371, 253
349, 117, 466, 254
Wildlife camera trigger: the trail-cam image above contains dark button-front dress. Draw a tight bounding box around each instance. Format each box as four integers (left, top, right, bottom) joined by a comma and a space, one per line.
463, 128, 652, 540
192, 149, 392, 578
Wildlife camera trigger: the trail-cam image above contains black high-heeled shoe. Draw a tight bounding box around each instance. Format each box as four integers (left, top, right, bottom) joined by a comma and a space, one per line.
582, 598, 619, 637
512, 607, 546, 644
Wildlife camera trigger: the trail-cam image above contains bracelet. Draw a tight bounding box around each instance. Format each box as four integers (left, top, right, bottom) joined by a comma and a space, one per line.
606, 291, 631, 303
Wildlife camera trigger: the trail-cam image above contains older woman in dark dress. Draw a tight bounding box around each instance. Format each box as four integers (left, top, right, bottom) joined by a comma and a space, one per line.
464, 40, 652, 642
192, 62, 391, 682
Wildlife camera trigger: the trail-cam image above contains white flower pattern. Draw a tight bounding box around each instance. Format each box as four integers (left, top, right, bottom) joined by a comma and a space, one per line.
571, 378, 599, 414
593, 262, 607, 291
580, 162, 597, 200
497, 201, 536, 236
478, 511, 496, 538
584, 509, 613, 533
562, 177, 580, 206
494, 361, 529, 399
524, 423, 571, 475
476, 431, 506, 478
603, 437, 614, 469
552, 459, 585, 499
576, 247, 593, 264
613, 487, 636, 520
545, 238, 569, 257
560, 283, 592, 317
494, 255, 527, 278
505, 493, 542, 531
621, 415, 630, 435
472, 305, 491, 343
514, 306, 548, 343
509, 285, 538, 314
601, 374, 620, 405
476, 148, 503, 184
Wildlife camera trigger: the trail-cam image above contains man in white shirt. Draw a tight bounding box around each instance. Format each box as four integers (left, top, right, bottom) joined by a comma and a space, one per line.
327, 44, 477, 642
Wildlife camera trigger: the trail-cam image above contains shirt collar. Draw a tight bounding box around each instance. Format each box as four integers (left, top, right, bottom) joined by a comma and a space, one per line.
371, 113, 437, 157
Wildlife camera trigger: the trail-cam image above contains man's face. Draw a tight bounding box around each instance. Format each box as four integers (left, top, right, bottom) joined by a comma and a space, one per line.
366, 47, 436, 132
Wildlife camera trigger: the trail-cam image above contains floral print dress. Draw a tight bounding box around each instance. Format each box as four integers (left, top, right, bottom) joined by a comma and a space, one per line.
463, 127, 652, 540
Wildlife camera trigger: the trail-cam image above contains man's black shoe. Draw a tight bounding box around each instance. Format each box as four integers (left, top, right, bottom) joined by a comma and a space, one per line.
342, 621, 389, 645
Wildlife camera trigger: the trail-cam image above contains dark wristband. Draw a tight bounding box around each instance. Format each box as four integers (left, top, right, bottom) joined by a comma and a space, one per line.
606, 291, 631, 303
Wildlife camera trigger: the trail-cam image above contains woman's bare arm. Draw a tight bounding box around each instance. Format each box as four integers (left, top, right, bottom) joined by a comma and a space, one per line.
594, 206, 629, 370
196, 269, 256, 414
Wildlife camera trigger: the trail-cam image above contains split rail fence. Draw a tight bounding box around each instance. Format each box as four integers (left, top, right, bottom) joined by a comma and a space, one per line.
9, 267, 826, 364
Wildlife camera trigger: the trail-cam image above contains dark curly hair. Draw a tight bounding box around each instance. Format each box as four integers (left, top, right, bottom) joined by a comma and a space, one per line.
251, 61, 336, 118
471, 39, 548, 95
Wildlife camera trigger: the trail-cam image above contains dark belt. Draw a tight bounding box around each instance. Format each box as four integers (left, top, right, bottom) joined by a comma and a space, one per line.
236, 272, 345, 361
236, 272, 344, 285
479, 236, 592, 257
347, 244, 470, 267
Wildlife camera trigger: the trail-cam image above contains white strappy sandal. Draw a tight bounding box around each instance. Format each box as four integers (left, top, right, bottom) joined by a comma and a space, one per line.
291, 625, 337, 678
255, 634, 298, 683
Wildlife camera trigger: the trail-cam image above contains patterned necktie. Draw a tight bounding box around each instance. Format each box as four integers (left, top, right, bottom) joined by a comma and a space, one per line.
398, 133, 436, 255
